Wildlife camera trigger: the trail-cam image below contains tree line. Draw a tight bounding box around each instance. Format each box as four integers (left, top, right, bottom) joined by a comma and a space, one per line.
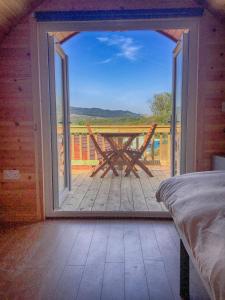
71, 92, 172, 125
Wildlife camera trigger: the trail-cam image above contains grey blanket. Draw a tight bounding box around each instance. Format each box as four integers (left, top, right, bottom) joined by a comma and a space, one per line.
156, 171, 225, 300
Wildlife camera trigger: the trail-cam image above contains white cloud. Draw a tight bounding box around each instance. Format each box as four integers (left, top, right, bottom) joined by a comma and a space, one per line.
97, 35, 142, 61
96, 37, 109, 43
98, 58, 113, 64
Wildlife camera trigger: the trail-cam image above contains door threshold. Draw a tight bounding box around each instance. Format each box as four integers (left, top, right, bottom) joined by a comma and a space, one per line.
46, 210, 171, 219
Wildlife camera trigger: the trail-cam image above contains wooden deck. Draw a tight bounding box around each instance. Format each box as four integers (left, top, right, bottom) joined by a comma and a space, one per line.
60, 166, 170, 212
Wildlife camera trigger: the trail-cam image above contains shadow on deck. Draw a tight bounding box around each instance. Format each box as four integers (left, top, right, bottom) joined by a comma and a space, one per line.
60, 165, 170, 214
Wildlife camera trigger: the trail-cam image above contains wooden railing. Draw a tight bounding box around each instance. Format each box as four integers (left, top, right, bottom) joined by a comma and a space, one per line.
69, 125, 171, 171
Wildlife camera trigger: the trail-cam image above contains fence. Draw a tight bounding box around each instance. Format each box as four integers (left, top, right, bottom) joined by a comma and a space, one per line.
69, 125, 171, 171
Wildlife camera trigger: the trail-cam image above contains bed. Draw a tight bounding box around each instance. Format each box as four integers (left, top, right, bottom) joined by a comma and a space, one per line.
156, 171, 225, 300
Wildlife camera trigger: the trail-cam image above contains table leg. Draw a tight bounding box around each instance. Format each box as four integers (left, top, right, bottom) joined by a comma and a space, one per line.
105, 137, 139, 178
124, 149, 154, 177
100, 153, 118, 178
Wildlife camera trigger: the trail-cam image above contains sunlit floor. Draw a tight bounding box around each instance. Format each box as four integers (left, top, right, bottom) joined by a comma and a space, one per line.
0, 220, 209, 299
60, 165, 170, 213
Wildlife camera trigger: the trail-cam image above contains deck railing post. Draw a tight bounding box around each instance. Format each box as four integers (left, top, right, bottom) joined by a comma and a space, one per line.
159, 133, 163, 164
168, 133, 171, 165
70, 133, 75, 161
151, 136, 155, 162
136, 136, 139, 149
79, 134, 82, 160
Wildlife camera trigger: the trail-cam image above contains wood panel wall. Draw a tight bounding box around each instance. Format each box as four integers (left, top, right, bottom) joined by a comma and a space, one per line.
0, 0, 43, 42
0, 0, 224, 222
196, 12, 225, 170
0, 19, 39, 222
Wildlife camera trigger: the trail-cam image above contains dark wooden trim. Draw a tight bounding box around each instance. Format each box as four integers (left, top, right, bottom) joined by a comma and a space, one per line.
34, 8, 204, 22
180, 239, 190, 300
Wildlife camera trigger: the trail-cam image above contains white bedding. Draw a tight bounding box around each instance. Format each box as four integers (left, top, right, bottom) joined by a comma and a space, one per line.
156, 171, 225, 300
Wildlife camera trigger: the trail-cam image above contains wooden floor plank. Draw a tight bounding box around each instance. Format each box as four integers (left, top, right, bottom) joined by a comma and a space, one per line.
67, 222, 96, 266
153, 222, 180, 300
145, 260, 174, 300
54, 266, 84, 300
27, 221, 66, 267
2, 267, 46, 300
50, 221, 81, 264
124, 222, 143, 264
38, 221, 81, 299
86, 222, 109, 265
125, 262, 149, 300
101, 262, 125, 300
166, 222, 180, 250
0, 224, 32, 257
76, 263, 105, 300
106, 221, 124, 263
0, 223, 44, 270
106, 174, 122, 211
138, 221, 162, 260
0, 222, 67, 300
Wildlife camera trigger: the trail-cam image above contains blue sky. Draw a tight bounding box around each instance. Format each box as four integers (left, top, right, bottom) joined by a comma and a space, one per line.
62, 30, 175, 115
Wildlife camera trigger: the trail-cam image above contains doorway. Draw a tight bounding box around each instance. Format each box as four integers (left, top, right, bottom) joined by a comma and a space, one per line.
34, 15, 199, 217
47, 29, 189, 215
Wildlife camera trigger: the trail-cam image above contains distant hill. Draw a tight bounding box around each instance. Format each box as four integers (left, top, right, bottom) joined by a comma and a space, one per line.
70, 107, 141, 118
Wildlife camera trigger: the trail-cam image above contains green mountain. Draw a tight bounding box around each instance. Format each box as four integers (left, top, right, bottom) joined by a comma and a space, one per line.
70, 107, 141, 118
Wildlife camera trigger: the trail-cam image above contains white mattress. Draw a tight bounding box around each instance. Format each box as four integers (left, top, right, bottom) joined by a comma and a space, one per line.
156, 171, 225, 300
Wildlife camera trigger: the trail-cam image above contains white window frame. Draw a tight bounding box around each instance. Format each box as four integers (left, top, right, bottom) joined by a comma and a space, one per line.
30, 16, 200, 218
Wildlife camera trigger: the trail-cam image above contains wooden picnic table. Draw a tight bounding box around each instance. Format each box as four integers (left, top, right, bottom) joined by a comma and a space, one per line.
99, 132, 140, 178
88, 124, 156, 178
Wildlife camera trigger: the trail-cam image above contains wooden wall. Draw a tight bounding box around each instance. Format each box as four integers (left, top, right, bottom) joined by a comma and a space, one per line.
196, 12, 225, 170
0, 19, 39, 222
0, 0, 224, 222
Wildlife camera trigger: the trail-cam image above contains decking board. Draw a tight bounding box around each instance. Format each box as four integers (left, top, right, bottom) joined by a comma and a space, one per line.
61, 166, 170, 213
78, 176, 102, 211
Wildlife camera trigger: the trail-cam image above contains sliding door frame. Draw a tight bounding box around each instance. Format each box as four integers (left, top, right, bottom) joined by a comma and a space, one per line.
31, 15, 200, 218
171, 32, 189, 176
48, 36, 71, 208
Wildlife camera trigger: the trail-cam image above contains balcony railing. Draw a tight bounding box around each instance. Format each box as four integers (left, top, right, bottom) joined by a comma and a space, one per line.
70, 125, 171, 171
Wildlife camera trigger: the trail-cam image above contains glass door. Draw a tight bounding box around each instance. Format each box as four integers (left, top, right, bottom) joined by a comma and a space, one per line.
171, 32, 189, 176
48, 35, 71, 208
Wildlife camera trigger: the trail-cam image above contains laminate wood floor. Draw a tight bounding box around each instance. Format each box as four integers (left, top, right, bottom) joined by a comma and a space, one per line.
0, 220, 209, 300
60, 166, 170, 213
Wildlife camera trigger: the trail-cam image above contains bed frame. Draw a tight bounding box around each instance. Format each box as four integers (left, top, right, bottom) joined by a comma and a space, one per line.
180, 239, 190, 299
